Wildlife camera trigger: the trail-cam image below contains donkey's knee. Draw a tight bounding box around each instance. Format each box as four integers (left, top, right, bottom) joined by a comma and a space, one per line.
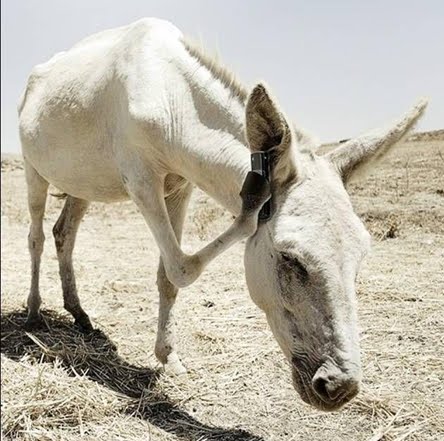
163, 254, 203, 288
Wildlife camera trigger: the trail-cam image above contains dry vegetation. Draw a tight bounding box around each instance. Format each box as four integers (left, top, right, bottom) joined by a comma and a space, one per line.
1, 136, 444, 440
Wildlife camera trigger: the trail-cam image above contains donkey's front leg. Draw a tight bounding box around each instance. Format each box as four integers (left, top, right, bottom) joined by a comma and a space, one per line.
161, 171, 271, 286
155, 184, 193, 375
125, 168, 270, 289
156, 258, 187, 374
122, 167, 196, 371
123, 169, 203, 287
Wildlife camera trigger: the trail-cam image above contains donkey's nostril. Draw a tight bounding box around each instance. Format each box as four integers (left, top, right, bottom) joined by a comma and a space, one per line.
313, 376, 330, 400
312, 371, 359, 403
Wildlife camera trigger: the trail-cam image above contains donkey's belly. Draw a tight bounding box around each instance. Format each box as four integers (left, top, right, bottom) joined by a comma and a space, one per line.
23, 143, 129, 203
48, 171, 129, 203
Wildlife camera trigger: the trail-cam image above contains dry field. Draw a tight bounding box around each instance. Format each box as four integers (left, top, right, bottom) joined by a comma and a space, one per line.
1, 137, 444, 441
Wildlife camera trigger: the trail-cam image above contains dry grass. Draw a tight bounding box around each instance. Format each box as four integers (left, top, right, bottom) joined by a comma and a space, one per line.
1, 311, 259, 440
1, 138, 444, 440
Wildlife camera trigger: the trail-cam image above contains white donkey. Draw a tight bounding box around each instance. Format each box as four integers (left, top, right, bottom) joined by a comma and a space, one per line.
19, 18, 426, 411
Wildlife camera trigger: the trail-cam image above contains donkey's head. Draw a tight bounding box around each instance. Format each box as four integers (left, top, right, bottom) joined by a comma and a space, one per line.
243, 84, 427, 411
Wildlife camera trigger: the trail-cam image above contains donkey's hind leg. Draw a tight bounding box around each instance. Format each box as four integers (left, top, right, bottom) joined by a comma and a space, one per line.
53, 196, 92, 332
24, 161, 49, 329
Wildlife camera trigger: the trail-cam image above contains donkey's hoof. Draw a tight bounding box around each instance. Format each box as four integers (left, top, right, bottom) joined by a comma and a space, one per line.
24, 314, 44, 331
164, 352, 187, 376
74, 315, 94, 334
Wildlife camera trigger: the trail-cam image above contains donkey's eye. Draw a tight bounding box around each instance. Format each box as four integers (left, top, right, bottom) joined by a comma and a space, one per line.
281, 252, 293, 263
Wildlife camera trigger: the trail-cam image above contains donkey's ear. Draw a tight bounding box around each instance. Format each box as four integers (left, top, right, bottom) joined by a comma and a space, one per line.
246, 83, 297, 185
327, 99, 427, 183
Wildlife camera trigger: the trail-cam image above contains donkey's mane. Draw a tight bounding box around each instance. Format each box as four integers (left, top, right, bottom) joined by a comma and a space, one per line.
182, 38, 249, 104
182, 38, 319, 150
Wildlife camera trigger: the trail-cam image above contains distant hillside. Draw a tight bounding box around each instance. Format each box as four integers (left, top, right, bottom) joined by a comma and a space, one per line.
321, 129, 444, 149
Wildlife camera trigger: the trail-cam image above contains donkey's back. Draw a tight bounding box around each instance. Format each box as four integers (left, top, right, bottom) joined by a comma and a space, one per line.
19, 18, 183, 202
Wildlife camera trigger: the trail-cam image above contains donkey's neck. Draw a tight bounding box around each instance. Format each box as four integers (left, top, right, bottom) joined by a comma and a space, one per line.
179, 126, 250, 216
172, 51, 251, 215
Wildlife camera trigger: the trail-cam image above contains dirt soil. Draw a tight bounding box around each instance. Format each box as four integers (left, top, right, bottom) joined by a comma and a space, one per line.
1, 138, 444, 441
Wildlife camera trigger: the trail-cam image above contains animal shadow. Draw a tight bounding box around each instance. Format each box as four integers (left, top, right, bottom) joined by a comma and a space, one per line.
1, 310, 263, 441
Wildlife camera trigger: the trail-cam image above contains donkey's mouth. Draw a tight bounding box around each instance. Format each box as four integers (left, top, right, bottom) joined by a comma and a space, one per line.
291, 368, 357, 412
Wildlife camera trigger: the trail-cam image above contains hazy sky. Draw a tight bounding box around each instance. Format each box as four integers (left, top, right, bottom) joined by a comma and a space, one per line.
2, 0, 443, 152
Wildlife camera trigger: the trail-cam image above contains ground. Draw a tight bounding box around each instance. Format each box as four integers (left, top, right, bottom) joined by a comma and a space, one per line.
1, 136, 444, 441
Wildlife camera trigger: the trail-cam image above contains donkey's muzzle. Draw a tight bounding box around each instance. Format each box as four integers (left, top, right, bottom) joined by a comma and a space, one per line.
311, 363, 360, 406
